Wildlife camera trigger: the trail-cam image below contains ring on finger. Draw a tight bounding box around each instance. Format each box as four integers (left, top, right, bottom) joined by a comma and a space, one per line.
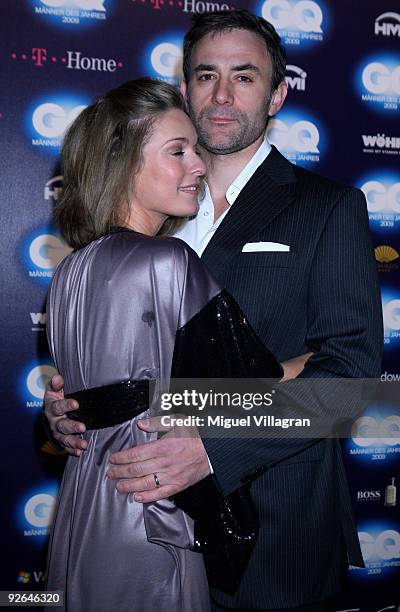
153, 473, 161, 487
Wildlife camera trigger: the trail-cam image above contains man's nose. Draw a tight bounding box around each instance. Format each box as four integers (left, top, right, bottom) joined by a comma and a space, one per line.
212, 78, 233, 105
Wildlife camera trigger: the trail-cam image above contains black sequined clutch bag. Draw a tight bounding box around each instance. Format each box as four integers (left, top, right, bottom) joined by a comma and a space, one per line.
173, 477, 259, 595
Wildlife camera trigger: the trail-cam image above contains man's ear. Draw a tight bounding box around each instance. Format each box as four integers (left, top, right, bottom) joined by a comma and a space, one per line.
180, 80, 188, 98
268, 81, 288, 117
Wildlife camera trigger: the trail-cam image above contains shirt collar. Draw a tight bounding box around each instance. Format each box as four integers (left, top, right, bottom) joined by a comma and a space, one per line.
225, 138, 272, 206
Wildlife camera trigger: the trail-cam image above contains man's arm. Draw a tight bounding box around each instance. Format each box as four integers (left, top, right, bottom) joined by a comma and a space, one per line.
43, 349, 311, 453
201, 187, 383, 494
107, 187, 382, 500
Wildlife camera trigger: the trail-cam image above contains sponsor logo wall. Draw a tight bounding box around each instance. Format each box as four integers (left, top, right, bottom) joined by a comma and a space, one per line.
0, 0, 398, 607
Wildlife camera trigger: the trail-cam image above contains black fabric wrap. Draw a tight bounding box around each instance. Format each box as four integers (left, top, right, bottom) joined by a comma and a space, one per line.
171, 290, 282, 595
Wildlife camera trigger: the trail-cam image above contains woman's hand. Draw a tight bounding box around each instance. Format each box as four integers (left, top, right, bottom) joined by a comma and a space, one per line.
281, 352, 313, 380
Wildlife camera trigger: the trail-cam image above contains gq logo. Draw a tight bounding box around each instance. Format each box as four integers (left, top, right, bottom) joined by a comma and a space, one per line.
29, 234, 72, 270
29, 233, 72, 270
38, 0, 105, 8
26, 364, 58, 401
351, 415, 400, 447
144, 38, 184, 83
382, 290, 400, 347
32, 102, 86, 139
28, 95, 88, 151
262, 0, 323, 32
267, 118, 319, 152
24, 493, 56, 529
33, 0, 107, 27
266, 112, 323, 166
359, 529, 400, 561
384, 298, 400, 335
22, 228, 73, 285
358, 56, 400, 113
362, 62, 400, 95
361, 180, 400, 213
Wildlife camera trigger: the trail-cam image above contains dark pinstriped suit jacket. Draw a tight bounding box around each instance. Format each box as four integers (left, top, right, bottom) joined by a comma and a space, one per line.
201, 146, 383, 610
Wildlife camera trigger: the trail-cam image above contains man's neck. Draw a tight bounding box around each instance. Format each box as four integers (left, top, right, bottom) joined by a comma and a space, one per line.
202, 136, 264, 221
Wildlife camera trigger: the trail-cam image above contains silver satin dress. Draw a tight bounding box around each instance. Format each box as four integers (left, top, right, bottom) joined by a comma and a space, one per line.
46, 230, 220, 612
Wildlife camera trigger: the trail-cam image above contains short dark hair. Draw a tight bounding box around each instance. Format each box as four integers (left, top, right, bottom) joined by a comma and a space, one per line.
183, 9, 286, 92
55, 78, 186, 249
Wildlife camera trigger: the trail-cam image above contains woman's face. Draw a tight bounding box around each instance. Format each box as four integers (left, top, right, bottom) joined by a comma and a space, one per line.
127, 108, 206, 235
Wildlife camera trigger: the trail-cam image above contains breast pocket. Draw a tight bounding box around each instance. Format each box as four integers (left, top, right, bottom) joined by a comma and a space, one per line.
236, 252, 295, 268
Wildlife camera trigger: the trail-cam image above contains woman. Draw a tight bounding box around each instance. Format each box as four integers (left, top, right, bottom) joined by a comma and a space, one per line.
45, 78, 294, 611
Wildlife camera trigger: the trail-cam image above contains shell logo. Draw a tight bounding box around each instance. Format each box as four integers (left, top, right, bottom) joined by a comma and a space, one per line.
374, 245, 399, 263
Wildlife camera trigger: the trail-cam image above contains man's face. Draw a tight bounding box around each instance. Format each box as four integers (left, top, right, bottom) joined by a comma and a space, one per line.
182, 28, 286, 155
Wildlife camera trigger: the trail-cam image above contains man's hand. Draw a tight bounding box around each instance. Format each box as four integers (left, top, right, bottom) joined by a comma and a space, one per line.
44, 374, 87, 456
107, 416, 210, 503
281, 352, 313, 380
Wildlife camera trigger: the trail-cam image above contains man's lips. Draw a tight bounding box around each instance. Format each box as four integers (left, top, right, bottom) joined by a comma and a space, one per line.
207, 116, 237, 124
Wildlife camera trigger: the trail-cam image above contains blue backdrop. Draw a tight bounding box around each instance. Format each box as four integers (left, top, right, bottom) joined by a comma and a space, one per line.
0, 1, 399, 608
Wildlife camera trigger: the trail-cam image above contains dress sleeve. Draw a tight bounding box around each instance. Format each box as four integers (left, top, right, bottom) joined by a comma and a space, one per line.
172, 288, 283, 379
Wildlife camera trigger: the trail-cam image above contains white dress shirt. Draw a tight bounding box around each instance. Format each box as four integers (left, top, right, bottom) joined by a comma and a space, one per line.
174, 139, 272, 255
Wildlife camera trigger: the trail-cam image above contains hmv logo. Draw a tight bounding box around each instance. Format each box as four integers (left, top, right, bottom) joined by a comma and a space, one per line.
285, 65, 307, 91
375, 12, 400, 37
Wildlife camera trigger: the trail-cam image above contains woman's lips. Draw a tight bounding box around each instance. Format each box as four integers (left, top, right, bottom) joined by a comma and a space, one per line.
178, 184, 199, 193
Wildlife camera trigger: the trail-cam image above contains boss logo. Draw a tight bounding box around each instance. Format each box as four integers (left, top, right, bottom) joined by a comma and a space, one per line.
357, 490, 381, 500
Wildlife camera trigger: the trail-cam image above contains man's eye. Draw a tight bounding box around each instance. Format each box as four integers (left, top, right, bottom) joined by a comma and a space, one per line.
237, 75, 252, 82
198, 74, 215, 81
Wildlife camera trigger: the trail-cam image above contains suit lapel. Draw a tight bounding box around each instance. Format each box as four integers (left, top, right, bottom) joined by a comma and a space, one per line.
201, 146, 297, 280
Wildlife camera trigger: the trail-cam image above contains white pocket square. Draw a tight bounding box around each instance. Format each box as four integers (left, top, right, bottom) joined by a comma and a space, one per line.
242, 242, 291, 252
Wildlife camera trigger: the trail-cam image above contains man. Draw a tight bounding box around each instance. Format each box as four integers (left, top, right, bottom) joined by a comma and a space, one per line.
45, 10, 382, 611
